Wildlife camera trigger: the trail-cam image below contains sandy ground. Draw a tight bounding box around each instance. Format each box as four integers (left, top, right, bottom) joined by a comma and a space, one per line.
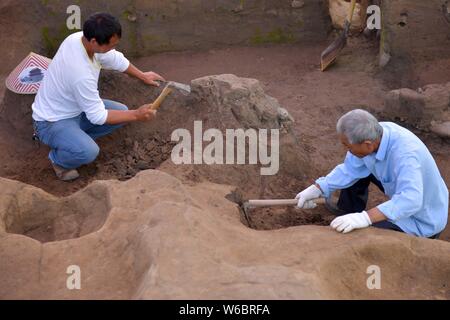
1, 36, 449, 240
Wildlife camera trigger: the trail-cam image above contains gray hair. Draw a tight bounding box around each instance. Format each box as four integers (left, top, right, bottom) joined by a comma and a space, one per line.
336, 109, 383, 144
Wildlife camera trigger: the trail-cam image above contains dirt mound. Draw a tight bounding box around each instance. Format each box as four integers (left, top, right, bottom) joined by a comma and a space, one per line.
1, 170, 449, 299
0, 72, 327, 230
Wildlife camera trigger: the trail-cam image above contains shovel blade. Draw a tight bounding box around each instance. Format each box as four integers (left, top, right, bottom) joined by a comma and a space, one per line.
320, 23, 350, 72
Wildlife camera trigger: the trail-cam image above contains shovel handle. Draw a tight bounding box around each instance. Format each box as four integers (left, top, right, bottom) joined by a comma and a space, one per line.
150, 86, 173, 110
247, 198, 326, 208
347, 0, 357, 22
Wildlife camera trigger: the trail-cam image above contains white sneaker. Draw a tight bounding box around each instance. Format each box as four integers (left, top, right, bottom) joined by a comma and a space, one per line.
51, 162, 80, 181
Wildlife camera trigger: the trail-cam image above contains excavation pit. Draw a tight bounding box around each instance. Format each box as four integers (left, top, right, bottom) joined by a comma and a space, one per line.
0, 184, 111, 243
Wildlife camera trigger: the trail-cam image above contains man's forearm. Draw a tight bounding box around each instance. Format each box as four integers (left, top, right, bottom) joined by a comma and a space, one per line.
124, 63, 145, 81
105, 109, 139, 125
124, 64, 165, 86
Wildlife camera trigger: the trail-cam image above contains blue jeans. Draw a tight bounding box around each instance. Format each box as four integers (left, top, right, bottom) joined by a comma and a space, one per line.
33, 99, 128, 170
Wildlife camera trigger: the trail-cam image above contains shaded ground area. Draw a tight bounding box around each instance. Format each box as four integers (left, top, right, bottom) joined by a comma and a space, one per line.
0, 36, 449, 239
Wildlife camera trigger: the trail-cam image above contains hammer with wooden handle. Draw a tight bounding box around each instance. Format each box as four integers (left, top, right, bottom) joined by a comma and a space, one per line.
149, 81, 192, 110
149, 85, 173, 111
246, 198, 326, 208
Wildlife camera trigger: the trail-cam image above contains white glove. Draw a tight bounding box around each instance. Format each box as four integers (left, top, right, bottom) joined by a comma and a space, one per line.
330, 211, 372, 234
295, 185, 322, 209
301, 200, 319, 210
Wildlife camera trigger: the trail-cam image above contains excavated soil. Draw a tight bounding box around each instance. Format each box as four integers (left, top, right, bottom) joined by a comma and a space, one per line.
2, 170, 449, 300
0, 37, 450, 239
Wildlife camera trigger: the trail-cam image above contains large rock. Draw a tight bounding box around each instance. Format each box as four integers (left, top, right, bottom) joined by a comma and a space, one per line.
328, 0, 369, 32
384, 82, 450, 138
191, 74, 282, 130
431, 121, 450, 139
153, 74, 314, 201
0, 170, 449, 299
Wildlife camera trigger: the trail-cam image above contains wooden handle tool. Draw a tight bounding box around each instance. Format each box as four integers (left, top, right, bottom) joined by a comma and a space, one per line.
150, 85, 173, 110
247, 198, 326, 208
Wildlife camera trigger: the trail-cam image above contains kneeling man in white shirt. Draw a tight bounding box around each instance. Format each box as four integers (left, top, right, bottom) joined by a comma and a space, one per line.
32, 12, 165, 181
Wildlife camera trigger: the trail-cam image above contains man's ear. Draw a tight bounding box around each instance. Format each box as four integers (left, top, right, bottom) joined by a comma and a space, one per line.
363, 140, 376, 151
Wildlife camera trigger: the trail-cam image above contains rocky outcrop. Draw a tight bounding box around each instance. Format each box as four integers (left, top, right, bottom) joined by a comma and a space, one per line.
1, 170, 449, 299
153, 74, 314, 205
384, 82, 450, 138
96, 73, 315, 205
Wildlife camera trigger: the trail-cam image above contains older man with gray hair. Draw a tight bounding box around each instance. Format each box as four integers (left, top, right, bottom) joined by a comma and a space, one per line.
296, 109, 448, 239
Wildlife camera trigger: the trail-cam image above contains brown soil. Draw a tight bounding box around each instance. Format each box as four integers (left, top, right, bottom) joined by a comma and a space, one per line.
1, 36, 449, 239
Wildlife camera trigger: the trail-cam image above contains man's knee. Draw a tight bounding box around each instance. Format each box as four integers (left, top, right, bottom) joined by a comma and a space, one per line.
77, 143, 100, 164
103, 100, 129, 112
114, 103, 128, 112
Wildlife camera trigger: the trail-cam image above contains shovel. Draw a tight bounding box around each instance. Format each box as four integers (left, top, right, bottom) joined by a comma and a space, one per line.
241, 198, 326, 228
320, 0, 357, 71
149, 81, 192, 110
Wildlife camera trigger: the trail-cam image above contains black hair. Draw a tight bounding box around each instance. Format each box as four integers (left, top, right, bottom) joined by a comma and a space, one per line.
83, 13, 122, 45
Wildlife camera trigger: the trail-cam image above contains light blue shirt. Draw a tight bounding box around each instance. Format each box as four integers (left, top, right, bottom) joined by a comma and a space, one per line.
316, 122, 449, 237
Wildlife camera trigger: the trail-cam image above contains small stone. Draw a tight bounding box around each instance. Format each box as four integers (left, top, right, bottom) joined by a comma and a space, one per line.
232, 4, 244, 13
431, 121, 450, 139
291, 0, 305, 9
117, 168, 127, 177
133, 141, 139, 153
146, 143, 155, 152
124, 138, 133, 147
126, 168, 137, 176
127, 13, 137, 22
137, 161, 150, 171
278, 108, 294, 122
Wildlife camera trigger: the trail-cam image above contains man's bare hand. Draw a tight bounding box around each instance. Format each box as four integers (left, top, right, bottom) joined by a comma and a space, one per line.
142, 71, 165, 87
135, 105, 157, 122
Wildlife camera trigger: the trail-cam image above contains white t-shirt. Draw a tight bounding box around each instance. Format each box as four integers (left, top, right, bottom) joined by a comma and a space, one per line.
32, 32, 130, 125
